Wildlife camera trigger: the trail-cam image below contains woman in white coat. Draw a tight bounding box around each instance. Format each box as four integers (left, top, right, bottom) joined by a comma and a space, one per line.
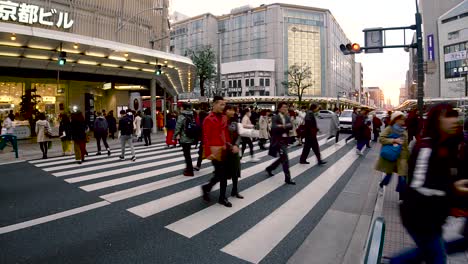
258, 110, 269, 150
134, 111, 142, 142
327, 108, 340, 143
35, 112, 51, 159
240, 108, 259, 162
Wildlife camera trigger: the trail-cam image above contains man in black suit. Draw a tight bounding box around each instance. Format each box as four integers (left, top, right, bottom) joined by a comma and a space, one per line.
300, 104, 327, 165
266, 102, 296, 185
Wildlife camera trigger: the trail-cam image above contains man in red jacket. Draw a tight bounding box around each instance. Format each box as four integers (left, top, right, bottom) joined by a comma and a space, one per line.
201, 96, 234, 207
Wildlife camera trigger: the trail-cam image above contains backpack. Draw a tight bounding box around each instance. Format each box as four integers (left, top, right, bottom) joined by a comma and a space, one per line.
184, 115, 200, 139
120, 116, 133, 136
94, 118, 108, 132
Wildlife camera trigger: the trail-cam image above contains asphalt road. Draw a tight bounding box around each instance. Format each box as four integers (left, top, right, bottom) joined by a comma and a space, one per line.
0, 118, 365, 264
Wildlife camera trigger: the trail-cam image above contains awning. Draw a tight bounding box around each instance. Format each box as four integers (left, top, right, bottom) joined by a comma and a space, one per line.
0, 22, 196, 96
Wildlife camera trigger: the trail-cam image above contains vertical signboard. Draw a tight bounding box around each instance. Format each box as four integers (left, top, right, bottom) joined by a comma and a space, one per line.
85, 93, 95, 129
427, 34, 435, 61
364, 28, 383, 53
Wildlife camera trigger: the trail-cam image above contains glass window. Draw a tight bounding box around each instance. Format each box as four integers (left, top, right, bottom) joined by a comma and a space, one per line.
233, 80, 237, 88
245, 79, 249, 87
252, 11, 265, 26
221, 81, 225, 88
250, 79, 254, 86
238, 80, 241, 88
265, 78, 270, 86
260, 78, 264, 86
228, 80, 232, 88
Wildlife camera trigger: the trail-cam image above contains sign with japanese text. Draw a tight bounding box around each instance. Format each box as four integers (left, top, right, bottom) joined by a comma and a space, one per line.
0, 0, 73, 29
427, 34, 435, 61
445, 50, 467, 62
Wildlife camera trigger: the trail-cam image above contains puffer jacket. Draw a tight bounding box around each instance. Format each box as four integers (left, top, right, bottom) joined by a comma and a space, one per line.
173, 110, 195, 144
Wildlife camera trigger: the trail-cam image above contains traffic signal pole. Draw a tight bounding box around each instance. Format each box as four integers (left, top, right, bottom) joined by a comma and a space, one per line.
415, 1, 425, 117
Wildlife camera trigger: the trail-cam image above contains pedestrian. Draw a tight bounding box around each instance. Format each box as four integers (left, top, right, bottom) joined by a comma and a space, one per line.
265, 102, 296, 185
102, 109, 106, 118
376, 111, 409, 193
157, 111, 164, 131
225, 104, 244, 199
299, 104, 327, 165
289, 110, 298, 145
70, 112, 88, 164
134, 111, 142, 142
295, 106, 307, 146
94, 112, 111, 156
106, 110, 117, 140
389, 103, 463, 264
372, 115, 383, 142
59, 113, 72, 156
258, 110, 269, 150
354, 108, 372, 155
35, 112, 52, 159
345, 107, 359, 143
1, 113, 14, 134
240, 108, 258, 162
173, 102, 196, 176
165, 113, 177, 148
201, 96, 233, 207
383, 110, 393, 127
327, 107, 340, 143
118, 109, 136, 161
406, 108, 419, 143
141, 108, 153, 146
194, 105, 209, 171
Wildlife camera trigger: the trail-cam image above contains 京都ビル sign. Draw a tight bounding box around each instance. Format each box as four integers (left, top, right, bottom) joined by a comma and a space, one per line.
0, 0, 74, 29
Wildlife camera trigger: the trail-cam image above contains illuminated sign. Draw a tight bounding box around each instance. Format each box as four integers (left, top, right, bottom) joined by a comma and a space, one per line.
0, 0, 74, 29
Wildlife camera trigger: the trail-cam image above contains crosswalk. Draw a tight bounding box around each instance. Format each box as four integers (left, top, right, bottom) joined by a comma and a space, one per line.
26, 135, 365, 263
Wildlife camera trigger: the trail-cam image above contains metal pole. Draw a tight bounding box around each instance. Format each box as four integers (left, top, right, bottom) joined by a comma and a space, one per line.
151, 77, 157, 133
415, 0, 425, 117
217, 32, 222, 97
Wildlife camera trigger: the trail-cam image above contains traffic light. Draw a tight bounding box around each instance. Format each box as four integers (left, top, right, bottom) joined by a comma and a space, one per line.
155, 65, 162, 75
58, 51, 67, 66
339, 43, 362, 55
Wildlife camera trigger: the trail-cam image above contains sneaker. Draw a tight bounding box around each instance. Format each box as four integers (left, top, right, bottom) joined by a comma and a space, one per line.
107, 149, 111, 156
131, 156, 136, 162
119, 156, 125, 160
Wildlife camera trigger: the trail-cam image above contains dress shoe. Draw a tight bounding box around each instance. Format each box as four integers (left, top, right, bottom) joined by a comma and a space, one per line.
299, 161, 310, 164
201, 185, 211, 202
193, 166, 200, 171
183, 171, 194, 177
218, 199, 232, 207
285, 180, 296, 185
231, 193, 244, 199
266, 168, 274, 177
96, 152, 101, 156
318, 160, 327, 165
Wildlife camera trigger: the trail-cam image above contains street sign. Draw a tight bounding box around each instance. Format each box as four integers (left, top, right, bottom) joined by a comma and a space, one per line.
364, 28, 383, 53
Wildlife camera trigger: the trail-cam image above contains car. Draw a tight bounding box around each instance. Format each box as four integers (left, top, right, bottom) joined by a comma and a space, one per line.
339, 109, 354, 131
317, 110, 334, 119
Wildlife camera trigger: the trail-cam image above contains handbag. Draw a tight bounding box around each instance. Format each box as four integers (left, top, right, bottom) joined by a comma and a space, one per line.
207, 146, 226, 161
237, 123, 259, 138
44, 124, 53, 138
380, 133, 402, 162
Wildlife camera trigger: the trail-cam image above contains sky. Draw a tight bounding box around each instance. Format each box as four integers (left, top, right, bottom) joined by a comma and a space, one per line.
171, 0, 416, 106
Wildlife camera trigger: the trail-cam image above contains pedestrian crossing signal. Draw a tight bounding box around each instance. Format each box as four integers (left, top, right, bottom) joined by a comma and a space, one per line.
155, 65, 162, 75
58, 52, 67, 66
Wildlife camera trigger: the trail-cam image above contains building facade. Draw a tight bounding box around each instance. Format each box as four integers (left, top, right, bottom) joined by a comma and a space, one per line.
354, 62, 363, 103
399, 86, 408, 105
367, 87, 384, 109
438, 0, 468, 98
170, 3, 355, 99
0, 0, 195, 137
419, 0, 464, 98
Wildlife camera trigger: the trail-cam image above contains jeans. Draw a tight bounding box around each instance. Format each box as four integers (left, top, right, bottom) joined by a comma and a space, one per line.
196, 141, 204, 168
120, 135, 135, 157
181, 143, 193, 172
357, 139, 368, 151
96, 134, 109, 152
39, 142, 48, 157
390, 231, 446, 264
267, 146, 291, 182
241, 137, 254, 157
380, 173, 407, 193
143, 129, 151, 145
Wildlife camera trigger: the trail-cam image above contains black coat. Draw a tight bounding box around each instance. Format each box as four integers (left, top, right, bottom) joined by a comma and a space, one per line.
106, 115, 117, 133
70, 120, 87, 141
59, 119, 72, 141
268, 113, 292, 158
303, 110, 318, 139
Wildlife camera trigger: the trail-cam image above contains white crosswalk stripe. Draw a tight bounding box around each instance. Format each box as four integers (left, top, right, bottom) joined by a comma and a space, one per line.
25, 134, 364, 264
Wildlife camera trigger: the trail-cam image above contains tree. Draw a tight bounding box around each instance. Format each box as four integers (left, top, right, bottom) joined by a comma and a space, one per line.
282, 63, 314, 104
187, 46, 216, 97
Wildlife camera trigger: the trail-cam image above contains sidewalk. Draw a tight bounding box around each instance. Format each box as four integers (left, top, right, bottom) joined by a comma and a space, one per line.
381, 161, 468, 263
0, 132, 167, 164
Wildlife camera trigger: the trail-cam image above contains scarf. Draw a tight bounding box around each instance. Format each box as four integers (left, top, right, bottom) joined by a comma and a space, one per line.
392, 124, 405, 135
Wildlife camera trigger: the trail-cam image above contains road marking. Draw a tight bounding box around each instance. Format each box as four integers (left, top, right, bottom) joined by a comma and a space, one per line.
220, 148, 359, 263
0, 201, 110, 235
165, 139, 347, 238
78, 145, 264, 191
28, 142, 165, 164
126, 137, 329, 218
35, 143, 167, 168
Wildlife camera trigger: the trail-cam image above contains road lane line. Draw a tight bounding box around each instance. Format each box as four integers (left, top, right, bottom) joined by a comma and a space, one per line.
165, 139, 347, 238
126, 137, 329, 218
220, 148, 359, 263
0, 201, 110, 235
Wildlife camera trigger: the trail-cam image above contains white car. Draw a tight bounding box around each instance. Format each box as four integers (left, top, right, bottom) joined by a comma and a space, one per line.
318, 110, 334, 119
339, 110, 354, 131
